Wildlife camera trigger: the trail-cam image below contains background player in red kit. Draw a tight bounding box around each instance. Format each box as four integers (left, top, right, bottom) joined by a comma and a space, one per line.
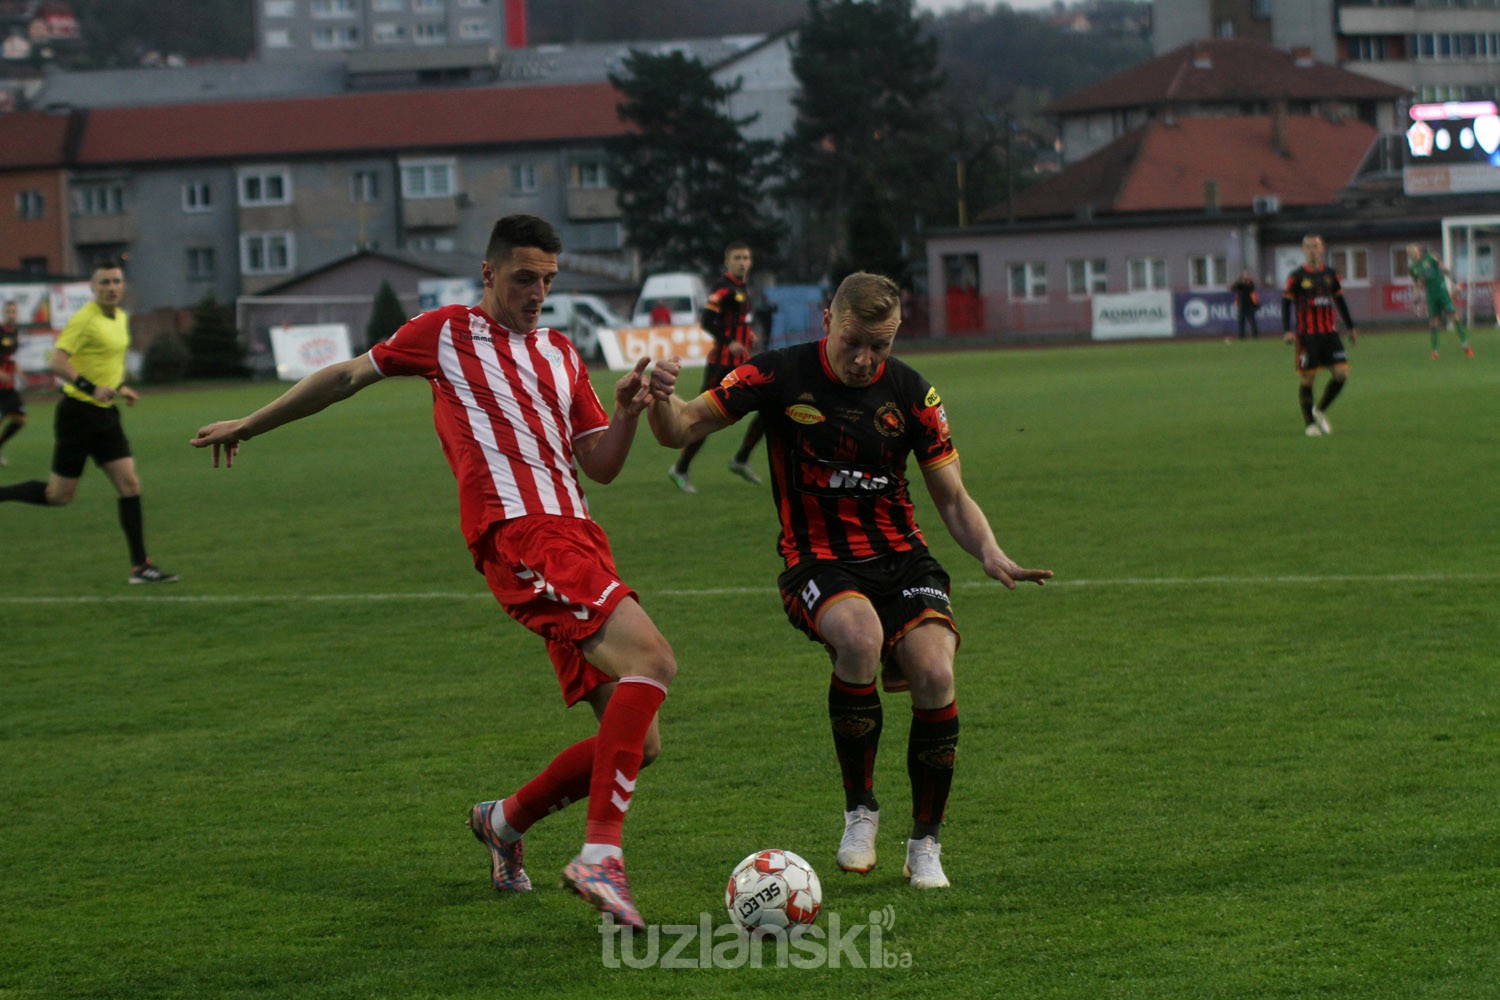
1282, 234, 1357, 437
667, 240, 765, 492
646, 271, 1050, 889
191, 215, 675, 928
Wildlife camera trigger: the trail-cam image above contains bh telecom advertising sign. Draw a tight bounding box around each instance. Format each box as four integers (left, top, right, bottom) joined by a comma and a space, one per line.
1173, 291, 1281, 337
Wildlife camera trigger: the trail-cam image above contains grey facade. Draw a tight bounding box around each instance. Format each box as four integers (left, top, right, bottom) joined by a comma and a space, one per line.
254, 0, 510, 63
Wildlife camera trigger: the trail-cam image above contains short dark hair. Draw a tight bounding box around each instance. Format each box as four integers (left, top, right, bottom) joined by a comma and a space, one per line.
92, 256, 123, 273
724, 240, 750, 257
486, 215, 562, 263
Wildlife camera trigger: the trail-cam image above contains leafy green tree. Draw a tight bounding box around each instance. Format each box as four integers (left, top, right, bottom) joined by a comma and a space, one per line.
185, 294, 245, 379
365, 281, 408, 352
781, 0, 947, 284
609, 49, 785, 274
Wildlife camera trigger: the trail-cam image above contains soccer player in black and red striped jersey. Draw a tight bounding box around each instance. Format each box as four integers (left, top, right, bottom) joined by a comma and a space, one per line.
647, 271, 1050, 889
667, 241, 765, 492
1282, 234, 1358, 437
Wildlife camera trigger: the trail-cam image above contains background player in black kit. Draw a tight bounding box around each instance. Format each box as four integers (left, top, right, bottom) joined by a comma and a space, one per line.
0, 300, 26, 465
647, 271, 1051, 889
1283, 234, 1357, 437
667, 241, 765, 492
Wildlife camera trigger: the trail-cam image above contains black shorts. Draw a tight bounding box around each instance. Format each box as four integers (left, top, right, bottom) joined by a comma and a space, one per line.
52, 395, 131, 478
1295, 333, 1348, 373
0, 387, 22, 417
778, 548, 958, 658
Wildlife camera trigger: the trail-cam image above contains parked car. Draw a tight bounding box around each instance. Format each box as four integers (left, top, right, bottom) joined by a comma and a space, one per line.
630, 272, 709, 327
538, 293, 626, 362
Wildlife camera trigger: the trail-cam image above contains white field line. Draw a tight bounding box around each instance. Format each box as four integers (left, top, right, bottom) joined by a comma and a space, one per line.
2, 573, 1494, 606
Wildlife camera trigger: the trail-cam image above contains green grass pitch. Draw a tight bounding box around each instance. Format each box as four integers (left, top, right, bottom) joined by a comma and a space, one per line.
2, 328, 1497, 998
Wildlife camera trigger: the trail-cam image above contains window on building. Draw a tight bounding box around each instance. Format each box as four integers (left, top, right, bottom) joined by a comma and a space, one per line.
182, 182, 212, 213
459, 0, 488, 7
413, 0, 443, 9
400, 158, 456, 198
373, 0, 401, 9
72, 183, 125, 216
1329, 247, 1369, 285
510, 164, 538, 193
1008, 261, 1047, 301
406, 234, 457, 253
187, 247, 216, 280
238, 168, 292, 207
1066, 258, 1108, 297
351, 170, 380, 203
458, 19, 491, 40
571, 162, 610, 189
1127, 256, 1167, 290
264, 29, 293, 48
20, 257, 48, 274
313, 26, 360, 49
310, 0, 357, 16
15, 190, 44, 219
413, 22, 446, 43
1391, 245, 1414, 282
263, 0, 295, 16
240, 232, 295, 276
373, 22, 403, 42
1188, 254, 1228, 290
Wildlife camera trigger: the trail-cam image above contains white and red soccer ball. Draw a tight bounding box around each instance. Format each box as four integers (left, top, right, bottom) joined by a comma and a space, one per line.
725, 849, 823, 931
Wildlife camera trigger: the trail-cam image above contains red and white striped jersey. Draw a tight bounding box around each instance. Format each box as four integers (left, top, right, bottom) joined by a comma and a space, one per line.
370, 304, 609, 547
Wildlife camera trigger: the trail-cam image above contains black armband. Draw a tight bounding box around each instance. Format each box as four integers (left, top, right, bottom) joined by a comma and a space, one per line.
73, 375, 97, 395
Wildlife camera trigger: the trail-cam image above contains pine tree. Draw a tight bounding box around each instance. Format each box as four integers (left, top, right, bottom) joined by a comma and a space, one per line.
609, 50, 785, 274
186, 294, 245, 379
365, 281, 408, 352
781, 0, 947, 283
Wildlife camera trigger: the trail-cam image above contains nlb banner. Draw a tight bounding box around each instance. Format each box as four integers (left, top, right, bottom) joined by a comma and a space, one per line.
270, 323, 354, 381
1090, 291, 1173, 340
1173, 291, 1281, 337
597, 325, 715, 370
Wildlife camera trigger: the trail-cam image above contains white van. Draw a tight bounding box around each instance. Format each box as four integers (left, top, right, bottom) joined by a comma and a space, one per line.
631, 272, 709, 327
538, 293, 626, 362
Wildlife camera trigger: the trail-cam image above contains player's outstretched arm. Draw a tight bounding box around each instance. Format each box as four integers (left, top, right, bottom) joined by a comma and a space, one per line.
922, 457, 1052, 590
190, 354, 384, 467
575, 357, 653, 485
645, 356, 732, 448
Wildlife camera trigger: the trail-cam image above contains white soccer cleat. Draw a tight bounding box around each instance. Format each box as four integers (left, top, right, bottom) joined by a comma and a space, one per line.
836, 806, 879, 874
1311, 407, 1332, 435
902, 836, 950, 889
667, 466, 697, 494
1304, 423, 1323, 437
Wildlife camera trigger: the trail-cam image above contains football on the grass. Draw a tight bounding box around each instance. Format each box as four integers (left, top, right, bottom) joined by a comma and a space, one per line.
725, 849, 822, 930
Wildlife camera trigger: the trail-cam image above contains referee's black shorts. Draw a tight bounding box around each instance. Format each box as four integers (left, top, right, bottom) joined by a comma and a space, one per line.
52, 395, 131, 478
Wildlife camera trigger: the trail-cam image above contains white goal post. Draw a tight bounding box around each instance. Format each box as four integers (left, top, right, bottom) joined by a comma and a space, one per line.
1439, 214, 1500, 329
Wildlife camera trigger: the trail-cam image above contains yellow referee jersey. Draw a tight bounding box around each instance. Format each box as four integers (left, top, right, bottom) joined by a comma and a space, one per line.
56, 301, 129, 407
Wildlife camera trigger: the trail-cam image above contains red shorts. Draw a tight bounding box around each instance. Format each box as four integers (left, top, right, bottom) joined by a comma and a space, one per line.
473, 514, 637, 706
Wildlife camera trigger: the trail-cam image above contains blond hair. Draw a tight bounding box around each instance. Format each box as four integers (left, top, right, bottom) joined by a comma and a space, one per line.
831, 272, 901, 324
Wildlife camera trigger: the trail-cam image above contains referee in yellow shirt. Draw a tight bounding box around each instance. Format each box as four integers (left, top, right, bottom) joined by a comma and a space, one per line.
0, 258, 176, 583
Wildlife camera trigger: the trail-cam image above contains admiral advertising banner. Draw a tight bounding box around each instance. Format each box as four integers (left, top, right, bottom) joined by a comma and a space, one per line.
1090, 290, 1173, 340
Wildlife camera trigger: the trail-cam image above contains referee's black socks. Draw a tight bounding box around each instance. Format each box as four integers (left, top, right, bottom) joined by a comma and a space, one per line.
0, 480, 47, 504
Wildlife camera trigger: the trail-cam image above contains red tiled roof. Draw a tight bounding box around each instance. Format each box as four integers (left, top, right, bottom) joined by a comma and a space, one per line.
987, 114, 1377, 221
0, 109, 76, 169
1043, 39, 1408, 116
76, 81, 628, 165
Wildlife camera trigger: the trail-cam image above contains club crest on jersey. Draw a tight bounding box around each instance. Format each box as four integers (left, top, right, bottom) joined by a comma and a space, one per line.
786, 403, 826, 425
537, 343, 564, 366
874, 401, 905, 437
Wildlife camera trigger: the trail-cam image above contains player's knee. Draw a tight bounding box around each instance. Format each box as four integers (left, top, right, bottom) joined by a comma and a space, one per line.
640, 729, 662, 767
641, 636, 677, 687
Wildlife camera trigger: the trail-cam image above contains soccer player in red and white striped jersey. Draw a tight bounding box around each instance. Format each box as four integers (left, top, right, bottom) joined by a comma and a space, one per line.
191, 215, 675, 928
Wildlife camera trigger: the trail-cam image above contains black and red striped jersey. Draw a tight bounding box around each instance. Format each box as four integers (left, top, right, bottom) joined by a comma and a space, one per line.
1284, 265, 1345, 336
705, 338, 958, 568
701, 272, 754, 367
0, 324, 17, 378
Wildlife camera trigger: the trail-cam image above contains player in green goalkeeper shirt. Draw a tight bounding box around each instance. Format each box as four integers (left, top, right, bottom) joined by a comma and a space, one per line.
1406, 243, 1474, 360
